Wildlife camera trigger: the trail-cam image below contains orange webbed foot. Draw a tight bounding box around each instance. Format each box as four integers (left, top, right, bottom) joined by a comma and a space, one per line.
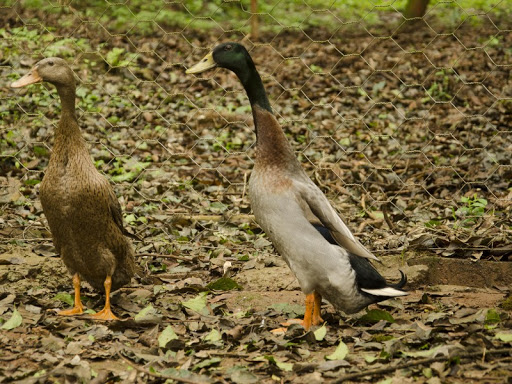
58, 273, 84, 316
88, 307, 119, 321
58, 305, 84, 316
87, 275, 119, 321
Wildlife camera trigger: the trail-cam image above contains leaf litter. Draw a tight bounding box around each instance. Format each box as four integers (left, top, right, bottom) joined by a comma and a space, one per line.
1, 5, 512, 384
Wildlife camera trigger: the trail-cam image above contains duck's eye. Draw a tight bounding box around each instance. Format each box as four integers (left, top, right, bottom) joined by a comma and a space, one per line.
48, 61, 54, 66
224, 44, 232, 51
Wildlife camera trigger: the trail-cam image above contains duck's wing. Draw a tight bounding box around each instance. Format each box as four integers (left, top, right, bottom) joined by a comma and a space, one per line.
108, 188, 141, 241
295, 179, 379, 262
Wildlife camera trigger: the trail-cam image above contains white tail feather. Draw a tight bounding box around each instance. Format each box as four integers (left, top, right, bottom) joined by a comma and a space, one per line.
361, 287, 407, 297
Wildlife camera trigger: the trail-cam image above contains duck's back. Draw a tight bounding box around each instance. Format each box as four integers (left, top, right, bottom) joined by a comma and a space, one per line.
40, 132, 135, 291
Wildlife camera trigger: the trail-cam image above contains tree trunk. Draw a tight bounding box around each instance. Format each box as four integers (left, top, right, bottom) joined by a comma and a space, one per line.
405, 0, 430, 18
251, 0, 258, 39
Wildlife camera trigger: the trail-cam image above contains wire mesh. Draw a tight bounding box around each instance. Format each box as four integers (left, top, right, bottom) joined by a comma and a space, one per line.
1, 0, 512, 261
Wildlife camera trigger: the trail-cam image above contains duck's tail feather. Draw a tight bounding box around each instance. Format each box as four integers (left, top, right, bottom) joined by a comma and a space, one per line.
360, 271, 407, 297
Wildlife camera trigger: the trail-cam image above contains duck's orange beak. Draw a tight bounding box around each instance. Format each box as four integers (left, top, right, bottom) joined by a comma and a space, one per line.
11, 67, 42, 88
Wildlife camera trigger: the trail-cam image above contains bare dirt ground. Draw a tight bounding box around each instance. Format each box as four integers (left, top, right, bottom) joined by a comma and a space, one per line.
1, 3, 512, 383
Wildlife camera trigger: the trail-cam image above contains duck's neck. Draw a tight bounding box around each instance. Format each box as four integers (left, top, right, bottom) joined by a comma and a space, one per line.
236, 64, 272, 119
54, 84, 80, 137
52, 84, 87, 157
56, 85, 76, 119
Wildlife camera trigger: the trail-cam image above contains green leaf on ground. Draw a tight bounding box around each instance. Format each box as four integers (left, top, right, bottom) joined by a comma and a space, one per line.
495, 332, 512, 342
326, 340, 349, 360
401, 347, 439, 358
207, 277, 242, 291
364, 354, 378, 363
158, 325, 178, 348
204, 329, 222, 343
134, 304, 162, 324
314, 324, 327, 341
53, 292, 73, 306
192, 357, 221, 371
358, 309, 395, 324
182, 292, 209, 315
2, 308, 22, 330
262, 355, 293, 372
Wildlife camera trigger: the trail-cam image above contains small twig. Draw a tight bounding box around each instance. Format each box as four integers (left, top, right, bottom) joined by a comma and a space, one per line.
382, 203, 395, 231
116, 350, 209, 384
334, 348, 512, 383
136, 253, 197, 261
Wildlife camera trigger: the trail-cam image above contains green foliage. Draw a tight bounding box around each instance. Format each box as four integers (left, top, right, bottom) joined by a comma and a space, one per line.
326, 340, 349, 360
15, 0, 506, 39
1, 308, 23, 330
454, 194, 488, 226
158, 325, 179, 348
207, 277, 242, 291
105, 48, 133, 68
314, 324, 327, 341
358, 309, 395, 324
212, 131, 243, 152
53, 292, 74, 306
423, 70, 455, 102
485, 308, 501, 329
181, 292, 209, 315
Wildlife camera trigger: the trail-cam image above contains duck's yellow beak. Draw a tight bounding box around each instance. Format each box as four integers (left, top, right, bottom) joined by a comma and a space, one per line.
11, 67, 42, 88
186, 52, 216, 74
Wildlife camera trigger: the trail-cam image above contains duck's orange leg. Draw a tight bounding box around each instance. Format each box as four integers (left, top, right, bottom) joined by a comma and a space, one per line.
312, 292, 324, 326
272, 293, 316, 333
58, 273, 84, 316
301, 293, 315, 330
88, 276, 119, 321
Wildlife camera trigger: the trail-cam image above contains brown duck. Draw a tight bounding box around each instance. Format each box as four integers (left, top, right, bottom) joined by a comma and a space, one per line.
11, 57, 135, 320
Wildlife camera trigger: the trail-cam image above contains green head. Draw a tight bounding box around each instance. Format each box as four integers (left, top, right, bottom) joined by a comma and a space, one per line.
187, 42, 255, 79
187, 42, 272, 113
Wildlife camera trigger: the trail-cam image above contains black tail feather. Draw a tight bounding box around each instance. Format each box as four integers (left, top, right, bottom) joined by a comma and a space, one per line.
391, 270, 407, 289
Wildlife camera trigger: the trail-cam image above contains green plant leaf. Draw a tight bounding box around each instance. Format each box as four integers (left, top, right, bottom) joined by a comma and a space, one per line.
495, 332, 512, 343
326, 340, 349, 360
262, 356, 293, 371
358, 309, 395, 324
181, 292, 208, 314
192, 357, 221, 371
364, 354, 378, 363
134, 304, 161, 323
401, 347, 439, 358
314, 324, 327, 341
158, 325, 178, 348
2, 308, 22, 330
53, 292, 74, 306
203, 329, 222, 343
206, 277, 242, 291
485, 309, 500, 324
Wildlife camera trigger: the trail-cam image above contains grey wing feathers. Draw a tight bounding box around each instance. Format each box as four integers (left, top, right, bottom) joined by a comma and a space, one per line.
296, 179, 380, 262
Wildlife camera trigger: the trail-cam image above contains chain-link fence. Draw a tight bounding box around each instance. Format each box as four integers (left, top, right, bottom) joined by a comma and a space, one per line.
1, 0, 512, 262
